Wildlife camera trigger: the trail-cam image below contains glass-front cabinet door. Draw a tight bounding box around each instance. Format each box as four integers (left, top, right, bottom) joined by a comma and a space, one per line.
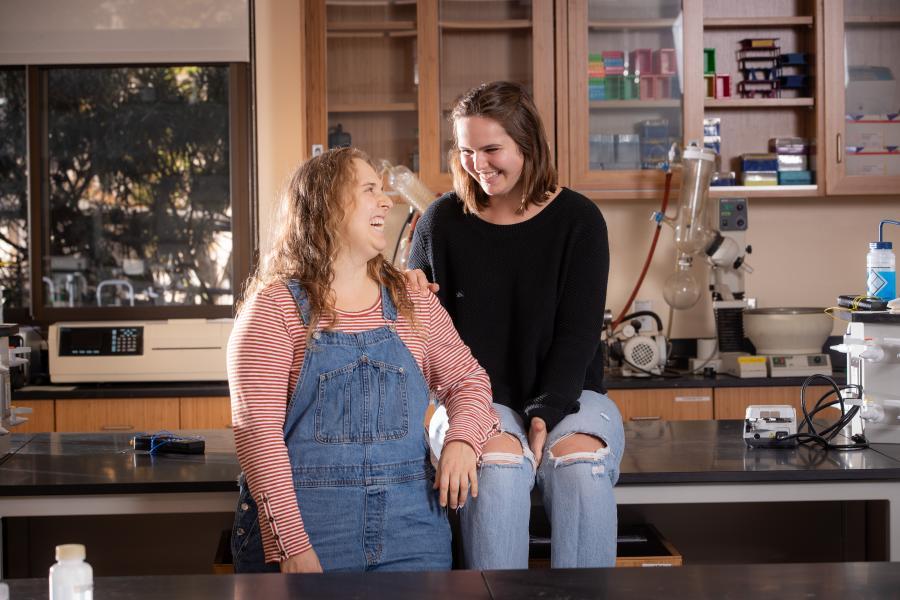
825, 0, 900, 194
417, 0, 554, 192
566, 0, 690, 197
310, 1, 420, 171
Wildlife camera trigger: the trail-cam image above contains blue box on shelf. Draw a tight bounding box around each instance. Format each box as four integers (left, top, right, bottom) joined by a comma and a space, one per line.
741, 153, 779, 172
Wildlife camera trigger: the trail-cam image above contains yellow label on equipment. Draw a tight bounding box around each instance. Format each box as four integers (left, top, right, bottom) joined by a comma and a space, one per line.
738, 356, 767, 364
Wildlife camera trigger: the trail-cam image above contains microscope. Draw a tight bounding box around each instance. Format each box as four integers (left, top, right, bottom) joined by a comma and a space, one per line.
657, 143, 758, 377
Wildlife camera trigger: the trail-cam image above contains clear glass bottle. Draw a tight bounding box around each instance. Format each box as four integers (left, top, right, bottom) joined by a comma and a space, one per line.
49, 544, 93, 600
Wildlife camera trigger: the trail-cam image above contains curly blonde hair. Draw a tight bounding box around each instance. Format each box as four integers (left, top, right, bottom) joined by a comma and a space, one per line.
239, 147, 414, 339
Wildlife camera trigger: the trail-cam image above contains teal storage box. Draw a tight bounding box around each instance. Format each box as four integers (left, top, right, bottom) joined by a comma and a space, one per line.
778, 170, 814, 185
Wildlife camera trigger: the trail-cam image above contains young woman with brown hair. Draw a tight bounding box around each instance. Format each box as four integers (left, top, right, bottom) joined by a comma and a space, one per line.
228, 147, 498, 573
408, 81, 625, 569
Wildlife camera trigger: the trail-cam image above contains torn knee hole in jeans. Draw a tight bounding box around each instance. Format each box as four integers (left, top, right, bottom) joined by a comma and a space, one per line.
480, 451, 524, 465
547, 445, 611, 474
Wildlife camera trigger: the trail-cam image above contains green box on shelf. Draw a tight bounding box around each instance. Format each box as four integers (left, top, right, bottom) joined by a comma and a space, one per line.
704, 48, 716, 75
622, 77, 639, 100
606, 75, 624, 100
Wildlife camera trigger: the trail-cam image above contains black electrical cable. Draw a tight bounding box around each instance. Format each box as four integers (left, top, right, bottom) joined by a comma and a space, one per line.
779, 375, 868, 451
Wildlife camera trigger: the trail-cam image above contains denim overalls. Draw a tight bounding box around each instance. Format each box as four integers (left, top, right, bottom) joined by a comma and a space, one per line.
231, 281, 451, 572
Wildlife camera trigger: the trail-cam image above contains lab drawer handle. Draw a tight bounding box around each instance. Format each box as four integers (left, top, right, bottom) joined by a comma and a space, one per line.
837, 133, 842, 164
630, 416, 661, 421
101, 424, 134, 431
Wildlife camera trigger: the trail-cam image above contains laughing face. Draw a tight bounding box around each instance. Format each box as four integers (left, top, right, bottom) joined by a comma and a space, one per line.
337, 158, 393, 264
455, 115, 525, 201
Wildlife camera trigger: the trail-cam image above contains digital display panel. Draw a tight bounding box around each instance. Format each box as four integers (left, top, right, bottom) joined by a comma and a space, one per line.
58, 327, 143, 356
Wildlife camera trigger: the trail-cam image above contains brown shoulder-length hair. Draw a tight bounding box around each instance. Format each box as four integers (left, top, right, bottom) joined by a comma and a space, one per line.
449, 81, 557, 214
238, 147, 414, 339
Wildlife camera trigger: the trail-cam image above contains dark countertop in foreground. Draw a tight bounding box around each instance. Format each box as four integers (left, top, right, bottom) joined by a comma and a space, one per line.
6, 562, 900, 599
1, 421, 898, 496
11, 371, 845, 401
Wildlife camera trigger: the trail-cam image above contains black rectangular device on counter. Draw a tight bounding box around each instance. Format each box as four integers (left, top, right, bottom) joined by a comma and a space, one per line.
132, 434, 205, 454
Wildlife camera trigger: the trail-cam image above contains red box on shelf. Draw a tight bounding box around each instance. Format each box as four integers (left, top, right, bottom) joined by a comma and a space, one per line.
653, 75, 672, 99
654, 49, 676, 75
639, 76, 655, 99
629, 49, 653, 74
715, 74, 731, 98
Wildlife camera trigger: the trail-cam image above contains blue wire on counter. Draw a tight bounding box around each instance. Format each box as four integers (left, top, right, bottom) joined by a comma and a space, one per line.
145, 430, 205, 455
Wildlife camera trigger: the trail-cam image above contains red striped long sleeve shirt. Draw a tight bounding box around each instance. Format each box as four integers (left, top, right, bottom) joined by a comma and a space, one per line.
228, 282, 499, 563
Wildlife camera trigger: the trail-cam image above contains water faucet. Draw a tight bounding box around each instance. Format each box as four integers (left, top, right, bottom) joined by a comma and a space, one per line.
96, 279, 135, 306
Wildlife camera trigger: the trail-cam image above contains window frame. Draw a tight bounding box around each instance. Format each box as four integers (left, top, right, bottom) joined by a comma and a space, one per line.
25, 62, 254, 322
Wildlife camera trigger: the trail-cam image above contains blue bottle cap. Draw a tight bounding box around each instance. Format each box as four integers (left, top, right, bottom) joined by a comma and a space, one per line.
870, 241, 893, 250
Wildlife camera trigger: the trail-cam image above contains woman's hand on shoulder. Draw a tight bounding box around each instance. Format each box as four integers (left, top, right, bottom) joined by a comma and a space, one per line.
404, 269, 440, 294
434, 440, 477, 509
280, 547, 323, 573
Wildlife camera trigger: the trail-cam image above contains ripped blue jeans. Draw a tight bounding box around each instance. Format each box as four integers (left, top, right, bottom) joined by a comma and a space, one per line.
458, 390, 624, 569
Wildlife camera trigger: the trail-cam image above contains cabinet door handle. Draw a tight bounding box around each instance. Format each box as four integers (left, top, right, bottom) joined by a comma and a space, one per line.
630, 416, 661, 421
101, 424, 134, 431
837, 133, 842, 164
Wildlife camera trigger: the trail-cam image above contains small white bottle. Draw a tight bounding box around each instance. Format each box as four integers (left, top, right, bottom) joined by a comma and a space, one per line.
867, 241, 896, 301
49, 544, 93, 600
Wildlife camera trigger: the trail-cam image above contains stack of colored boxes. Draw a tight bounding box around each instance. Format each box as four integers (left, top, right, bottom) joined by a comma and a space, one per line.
770, 137, 814, 185
776, 53, 810, 97
632, 48, 677, 100
603, 51, 626, 100
702, 48, 731, 99
588, 54, 605, 100
737, 38, 780, 98
588, 48, 676, 101
740, 153, 779, 186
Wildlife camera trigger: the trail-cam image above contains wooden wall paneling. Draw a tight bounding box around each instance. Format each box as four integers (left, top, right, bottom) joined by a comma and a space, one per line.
55, 398, 181, 433
610, 388, 714, 422
10, 399, 55, 433
180, 397, 233, 430
713, 386, 837, 420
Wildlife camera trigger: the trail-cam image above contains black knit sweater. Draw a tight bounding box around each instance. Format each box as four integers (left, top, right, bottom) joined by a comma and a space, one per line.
408, 188, 609, 432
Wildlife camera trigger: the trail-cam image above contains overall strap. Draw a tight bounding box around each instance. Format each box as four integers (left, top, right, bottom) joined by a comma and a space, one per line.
380, 285, 398, 322
285, 280, 312, 326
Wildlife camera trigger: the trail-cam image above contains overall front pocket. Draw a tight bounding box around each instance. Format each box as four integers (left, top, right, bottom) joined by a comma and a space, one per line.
315, 357, 409, 443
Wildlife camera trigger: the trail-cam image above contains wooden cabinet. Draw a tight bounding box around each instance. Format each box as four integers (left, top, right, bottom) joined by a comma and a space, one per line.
180, 396, 233, 429
713, 385, 837, 420
55, 398, 180, 433
303, 0, 555, 192
823, 0, 900, 194
610, 387, 714, 421
10, 399, 55, 433
300, 1, 894, 199
564, 0, 690, 197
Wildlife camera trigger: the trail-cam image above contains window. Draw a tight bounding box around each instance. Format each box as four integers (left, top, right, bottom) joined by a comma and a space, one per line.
0, 67, 29, 319
27, 64, 251, 320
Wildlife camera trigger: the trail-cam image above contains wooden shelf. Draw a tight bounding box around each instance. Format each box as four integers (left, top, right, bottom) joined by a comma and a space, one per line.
590, 100, 681, 109
705, 98, 814, 109
709, 185, 818, 198
704, 16, 814, 28
845, 16, 900, 25
588, 19, 676, 30
329, 102, 416, 113
327, 21, 415, 31
326, 0, 415, 5
440, 19, 531, 31
327, 21, 416, 38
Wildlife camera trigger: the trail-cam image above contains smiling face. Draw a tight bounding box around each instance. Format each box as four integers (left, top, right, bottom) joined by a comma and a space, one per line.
336, 158, 393, 264
455, 115, 525, 201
